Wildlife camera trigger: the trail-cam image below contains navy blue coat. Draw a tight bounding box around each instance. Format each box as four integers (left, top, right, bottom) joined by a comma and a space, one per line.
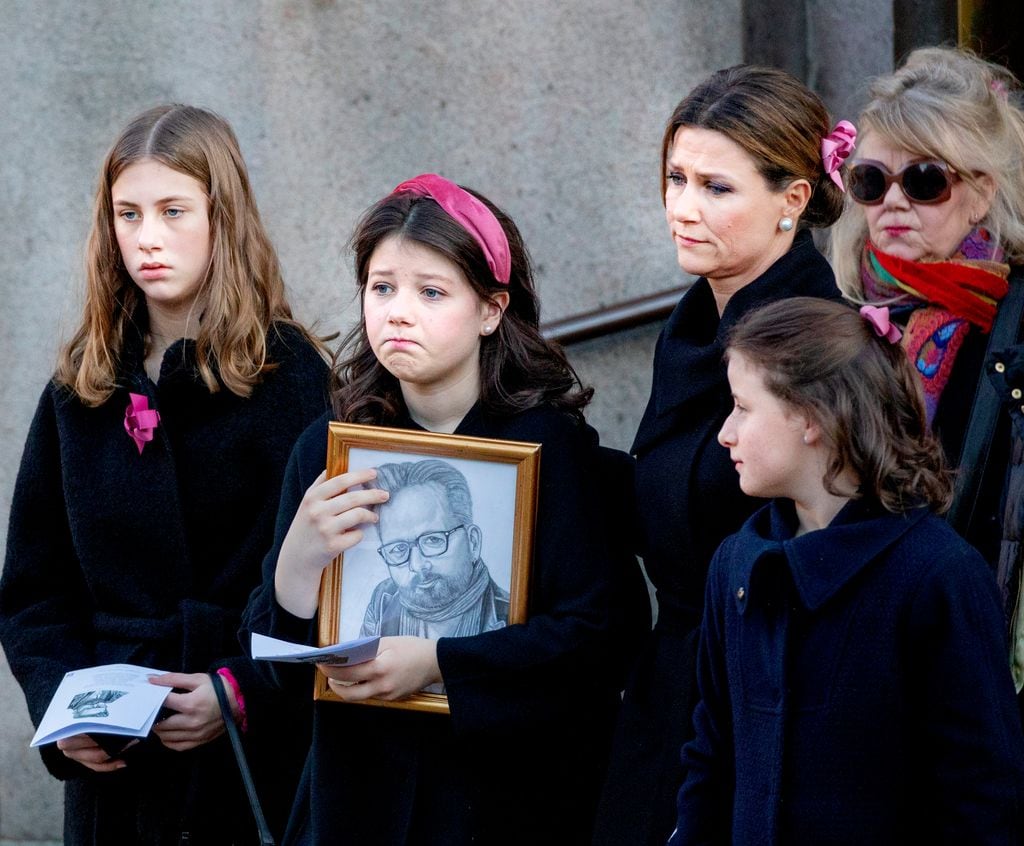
670, 498, 1024, 846
595, 231, 842, 846
242, 403, 626, 845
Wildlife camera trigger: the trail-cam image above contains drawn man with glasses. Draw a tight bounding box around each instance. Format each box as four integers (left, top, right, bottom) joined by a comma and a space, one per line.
361, 459, 510, 640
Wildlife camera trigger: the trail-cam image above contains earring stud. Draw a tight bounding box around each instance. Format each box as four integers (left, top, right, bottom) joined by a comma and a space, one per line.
779, 217, 794, 232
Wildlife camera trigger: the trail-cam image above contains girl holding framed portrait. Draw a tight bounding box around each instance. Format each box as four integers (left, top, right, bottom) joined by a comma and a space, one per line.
243, 174, 630, 844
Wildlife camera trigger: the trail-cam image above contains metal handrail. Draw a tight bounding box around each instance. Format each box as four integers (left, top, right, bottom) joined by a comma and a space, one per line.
540, 285, 688, 345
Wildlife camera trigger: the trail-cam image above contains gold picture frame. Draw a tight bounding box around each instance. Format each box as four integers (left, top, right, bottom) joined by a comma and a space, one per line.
315, 422, 540, 714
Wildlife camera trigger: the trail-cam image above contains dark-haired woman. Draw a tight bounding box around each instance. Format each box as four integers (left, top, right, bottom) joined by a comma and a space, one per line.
595, 66, 850, 845
242, 174, 624, 844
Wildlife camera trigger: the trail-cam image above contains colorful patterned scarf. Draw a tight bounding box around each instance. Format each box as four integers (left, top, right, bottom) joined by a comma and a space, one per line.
861, 228, 1010, 422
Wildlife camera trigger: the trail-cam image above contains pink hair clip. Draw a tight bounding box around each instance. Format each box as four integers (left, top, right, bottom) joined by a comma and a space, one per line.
391, 173, 511, 285
860, 305, 902, 344
991, 79, 1009, 99
821, 120, 857, 191
124, 392, 160, 455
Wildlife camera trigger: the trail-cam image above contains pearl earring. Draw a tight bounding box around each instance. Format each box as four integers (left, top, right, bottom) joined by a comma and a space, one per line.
779, 217, 794, 232
483, 326, 492, 334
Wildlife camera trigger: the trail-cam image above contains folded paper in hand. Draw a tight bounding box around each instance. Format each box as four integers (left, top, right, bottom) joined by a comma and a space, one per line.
250, 632, 379, 666
30, 664, 171, 748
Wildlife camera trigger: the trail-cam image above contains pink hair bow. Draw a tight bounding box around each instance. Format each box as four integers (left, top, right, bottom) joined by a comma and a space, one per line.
821, 120, 857, 191
859, 305, 902, 344
124, 393, 161, 455
392, 173, 511, 284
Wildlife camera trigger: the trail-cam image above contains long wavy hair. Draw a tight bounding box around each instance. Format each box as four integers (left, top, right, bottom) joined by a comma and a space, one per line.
727, 297, 953, 513
331, 187, 591, 424
831, 47, 1024, 298
56, 104, 319, 404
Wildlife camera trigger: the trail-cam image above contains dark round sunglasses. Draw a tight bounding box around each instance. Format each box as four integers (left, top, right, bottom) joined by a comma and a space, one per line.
847, 160, 959, 205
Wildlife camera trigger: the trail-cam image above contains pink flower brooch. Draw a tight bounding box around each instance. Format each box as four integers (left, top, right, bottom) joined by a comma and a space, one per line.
124, 393, 161, 455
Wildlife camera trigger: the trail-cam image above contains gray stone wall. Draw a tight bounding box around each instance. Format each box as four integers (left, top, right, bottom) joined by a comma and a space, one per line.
0, 0, 901, 838
0, 1, 742, 839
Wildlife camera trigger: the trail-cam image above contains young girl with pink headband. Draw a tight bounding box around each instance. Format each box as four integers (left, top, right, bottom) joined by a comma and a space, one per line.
243, 174, 627, 844
669, 297, 1024, 844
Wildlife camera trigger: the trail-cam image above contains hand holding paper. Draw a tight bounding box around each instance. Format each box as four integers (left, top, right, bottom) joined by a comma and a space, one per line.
250, 632, 380, 666
31, 664, 171, 749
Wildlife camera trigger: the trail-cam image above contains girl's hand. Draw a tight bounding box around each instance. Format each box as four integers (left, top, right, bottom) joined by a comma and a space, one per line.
56, 734, 129, 772
321, 636, 441, 702
275, 468, 390, 618
149, 672, 234, 751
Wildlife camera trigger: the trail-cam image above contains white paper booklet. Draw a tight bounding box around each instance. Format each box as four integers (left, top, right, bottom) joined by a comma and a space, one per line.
30, 664, 172, 748
251, 632, 380, 666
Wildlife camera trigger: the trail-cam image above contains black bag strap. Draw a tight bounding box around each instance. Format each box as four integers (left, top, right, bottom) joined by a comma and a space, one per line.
210, 672, 275, 846
948, 272, 1024, 536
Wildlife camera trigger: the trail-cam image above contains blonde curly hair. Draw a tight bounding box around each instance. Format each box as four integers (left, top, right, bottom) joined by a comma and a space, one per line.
831, 47, 1024, 300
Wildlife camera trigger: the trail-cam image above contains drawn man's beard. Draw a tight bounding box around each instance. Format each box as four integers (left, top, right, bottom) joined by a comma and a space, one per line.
400, 565, 474, 611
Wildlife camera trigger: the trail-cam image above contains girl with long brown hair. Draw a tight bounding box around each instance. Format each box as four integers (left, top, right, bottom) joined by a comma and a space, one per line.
672, 297, 1024, 844
0, 104, 329, 844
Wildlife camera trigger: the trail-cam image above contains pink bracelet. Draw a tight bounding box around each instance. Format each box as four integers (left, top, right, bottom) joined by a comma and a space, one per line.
216, 668, 248, 733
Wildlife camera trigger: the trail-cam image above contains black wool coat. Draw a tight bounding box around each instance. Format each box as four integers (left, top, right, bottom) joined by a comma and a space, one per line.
671, 498, 1024, 845
928, 268, 1024, 669
242, 403, 627, 845
0, 322, 329, 845
987, 324, 1024, 675
594, 231, 842, 846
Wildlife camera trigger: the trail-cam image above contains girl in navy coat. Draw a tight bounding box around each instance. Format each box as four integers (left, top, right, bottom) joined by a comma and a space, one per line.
242, 175, 625, 844
0, 105, 329, 844
670, 297, 1024, 845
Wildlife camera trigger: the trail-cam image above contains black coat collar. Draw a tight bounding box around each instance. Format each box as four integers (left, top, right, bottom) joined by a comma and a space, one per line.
118, 308, 221, 393
632, 231, 840, 454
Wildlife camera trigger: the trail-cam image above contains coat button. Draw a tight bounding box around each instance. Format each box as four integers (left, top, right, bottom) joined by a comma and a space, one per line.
995, 361, 1006, 373
1013, 388, 1022, 399
736, 587, 746, 600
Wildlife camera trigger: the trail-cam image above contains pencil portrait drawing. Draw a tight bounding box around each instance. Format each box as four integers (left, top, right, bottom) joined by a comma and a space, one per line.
362, 460, 510, 639
317, 422, 539, 712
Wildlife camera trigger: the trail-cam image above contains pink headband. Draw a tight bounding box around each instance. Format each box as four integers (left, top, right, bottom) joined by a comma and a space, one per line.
391, 173, 511, 285
860, 305, 902, 344
821, 120, 857, 191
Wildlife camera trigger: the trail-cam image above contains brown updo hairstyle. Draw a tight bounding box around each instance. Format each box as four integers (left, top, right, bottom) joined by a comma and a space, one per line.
727, 297, 953, 513
331, 187, 592, 424
661, 65, 844, 229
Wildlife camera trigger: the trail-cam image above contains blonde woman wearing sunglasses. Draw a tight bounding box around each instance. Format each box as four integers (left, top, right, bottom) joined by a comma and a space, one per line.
831, 47, 1024, 691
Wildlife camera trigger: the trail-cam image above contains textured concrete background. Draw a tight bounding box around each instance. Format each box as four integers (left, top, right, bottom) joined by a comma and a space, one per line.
0, 0, 738, 839
0, 0, 894, 839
